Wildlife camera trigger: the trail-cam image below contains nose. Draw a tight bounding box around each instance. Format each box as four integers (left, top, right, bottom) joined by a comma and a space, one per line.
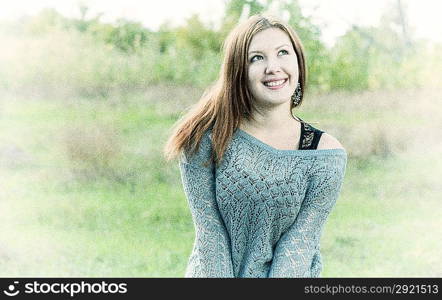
265, 57, 282, 74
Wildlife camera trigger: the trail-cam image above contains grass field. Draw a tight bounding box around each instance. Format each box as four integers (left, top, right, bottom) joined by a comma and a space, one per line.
0, 85, 441, 277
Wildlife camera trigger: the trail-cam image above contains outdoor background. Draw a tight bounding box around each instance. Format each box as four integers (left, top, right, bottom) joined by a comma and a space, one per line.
0, 0, 441, 277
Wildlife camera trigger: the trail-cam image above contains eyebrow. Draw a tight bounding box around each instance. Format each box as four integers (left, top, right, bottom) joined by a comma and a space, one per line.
248, 44, 291, 55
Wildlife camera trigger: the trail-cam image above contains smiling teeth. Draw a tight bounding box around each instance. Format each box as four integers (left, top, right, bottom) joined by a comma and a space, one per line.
265, 79, 285, 87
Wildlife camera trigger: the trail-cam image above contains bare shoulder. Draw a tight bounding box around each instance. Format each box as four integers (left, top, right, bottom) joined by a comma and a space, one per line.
317, 132, 345, 150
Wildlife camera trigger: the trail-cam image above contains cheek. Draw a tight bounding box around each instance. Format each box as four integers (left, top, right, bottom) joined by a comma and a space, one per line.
285, 58, 299, 75
288, 63, 299, 83
247, 66, 261, 87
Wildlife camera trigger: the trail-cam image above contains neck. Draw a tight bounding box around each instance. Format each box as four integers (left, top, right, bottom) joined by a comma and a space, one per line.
241, 101, 300, 133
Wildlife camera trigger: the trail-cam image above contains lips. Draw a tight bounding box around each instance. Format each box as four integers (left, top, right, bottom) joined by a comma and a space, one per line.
262, 78, 288, 89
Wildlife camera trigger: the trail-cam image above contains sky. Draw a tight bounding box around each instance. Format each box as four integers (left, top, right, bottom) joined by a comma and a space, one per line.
0, 0, 441, 47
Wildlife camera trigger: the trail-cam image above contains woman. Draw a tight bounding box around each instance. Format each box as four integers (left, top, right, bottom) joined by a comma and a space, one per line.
163, 14, 347, 278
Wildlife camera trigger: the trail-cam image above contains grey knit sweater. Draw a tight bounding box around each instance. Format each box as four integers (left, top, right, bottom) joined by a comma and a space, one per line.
179, 127, 347, 277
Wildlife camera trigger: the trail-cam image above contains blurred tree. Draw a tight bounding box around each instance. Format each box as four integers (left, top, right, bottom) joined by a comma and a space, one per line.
156, 22, 176, 54
220, 0, 268, 38
74, 4, 92, 32
329, 28, 371, 91
176, 14, 222, 58
6, 0, 432, 92
394, 0, 412, 48
329, 0, 419, 90
94, 18, 151, 53
23, 8, 66, 34
281, 0, 331, 92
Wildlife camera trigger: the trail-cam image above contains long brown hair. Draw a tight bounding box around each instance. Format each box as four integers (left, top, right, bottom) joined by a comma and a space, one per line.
163, 14, 307, 167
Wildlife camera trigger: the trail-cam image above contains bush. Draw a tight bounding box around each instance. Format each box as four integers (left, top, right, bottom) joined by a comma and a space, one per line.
62, 123, 123, 182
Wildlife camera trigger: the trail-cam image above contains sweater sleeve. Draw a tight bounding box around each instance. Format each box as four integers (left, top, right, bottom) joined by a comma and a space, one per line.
268, 154, 347, 278
179, 131, 235, 277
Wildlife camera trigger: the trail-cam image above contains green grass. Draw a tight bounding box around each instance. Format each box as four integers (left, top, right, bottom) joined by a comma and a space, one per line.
322, 153, 442, 277
1, 161, 192, 277
1, 87, 441, 277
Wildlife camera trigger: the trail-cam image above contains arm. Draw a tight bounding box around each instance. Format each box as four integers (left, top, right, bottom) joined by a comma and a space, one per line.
179, 132, 235, 277
268, 155, 347, 277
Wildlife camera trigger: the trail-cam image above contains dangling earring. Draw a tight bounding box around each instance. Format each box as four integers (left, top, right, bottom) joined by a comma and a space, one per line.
291, 83, 302, 106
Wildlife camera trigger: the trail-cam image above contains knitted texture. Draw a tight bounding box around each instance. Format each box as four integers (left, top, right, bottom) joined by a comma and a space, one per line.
179, 127, 347, 278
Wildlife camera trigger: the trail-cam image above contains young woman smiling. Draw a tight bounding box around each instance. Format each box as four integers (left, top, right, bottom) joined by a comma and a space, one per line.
164, 14, 347, 278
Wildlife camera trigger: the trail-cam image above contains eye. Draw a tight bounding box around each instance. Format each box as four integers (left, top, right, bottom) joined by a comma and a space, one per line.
278, 49, 289, 56
250, 55, 263, 63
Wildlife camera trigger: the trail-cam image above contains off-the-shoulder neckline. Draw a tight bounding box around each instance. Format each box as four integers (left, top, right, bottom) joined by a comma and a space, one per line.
235, 128, 347, 156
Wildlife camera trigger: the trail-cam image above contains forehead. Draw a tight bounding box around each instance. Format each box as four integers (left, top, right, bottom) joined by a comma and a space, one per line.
248, 27, 292, 51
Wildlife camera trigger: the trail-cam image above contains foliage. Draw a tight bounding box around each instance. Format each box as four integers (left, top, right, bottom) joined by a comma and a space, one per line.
282, 1, 332, 92
329, 28, 371, 91
328, 2, 427, 91
0, 0, 439, 94
88, 19, 152, 53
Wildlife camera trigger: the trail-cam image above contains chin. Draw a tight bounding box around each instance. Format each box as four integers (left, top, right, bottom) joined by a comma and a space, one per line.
257, 97, 290, 106
264, 93, 292, 103
251, 87, 292, 105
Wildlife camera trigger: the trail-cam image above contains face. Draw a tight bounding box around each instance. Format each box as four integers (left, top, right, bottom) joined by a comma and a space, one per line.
247, 27, 298, 108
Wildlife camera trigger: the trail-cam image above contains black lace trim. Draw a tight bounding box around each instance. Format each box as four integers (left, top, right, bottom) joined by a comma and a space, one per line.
297, 117, 324, 150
